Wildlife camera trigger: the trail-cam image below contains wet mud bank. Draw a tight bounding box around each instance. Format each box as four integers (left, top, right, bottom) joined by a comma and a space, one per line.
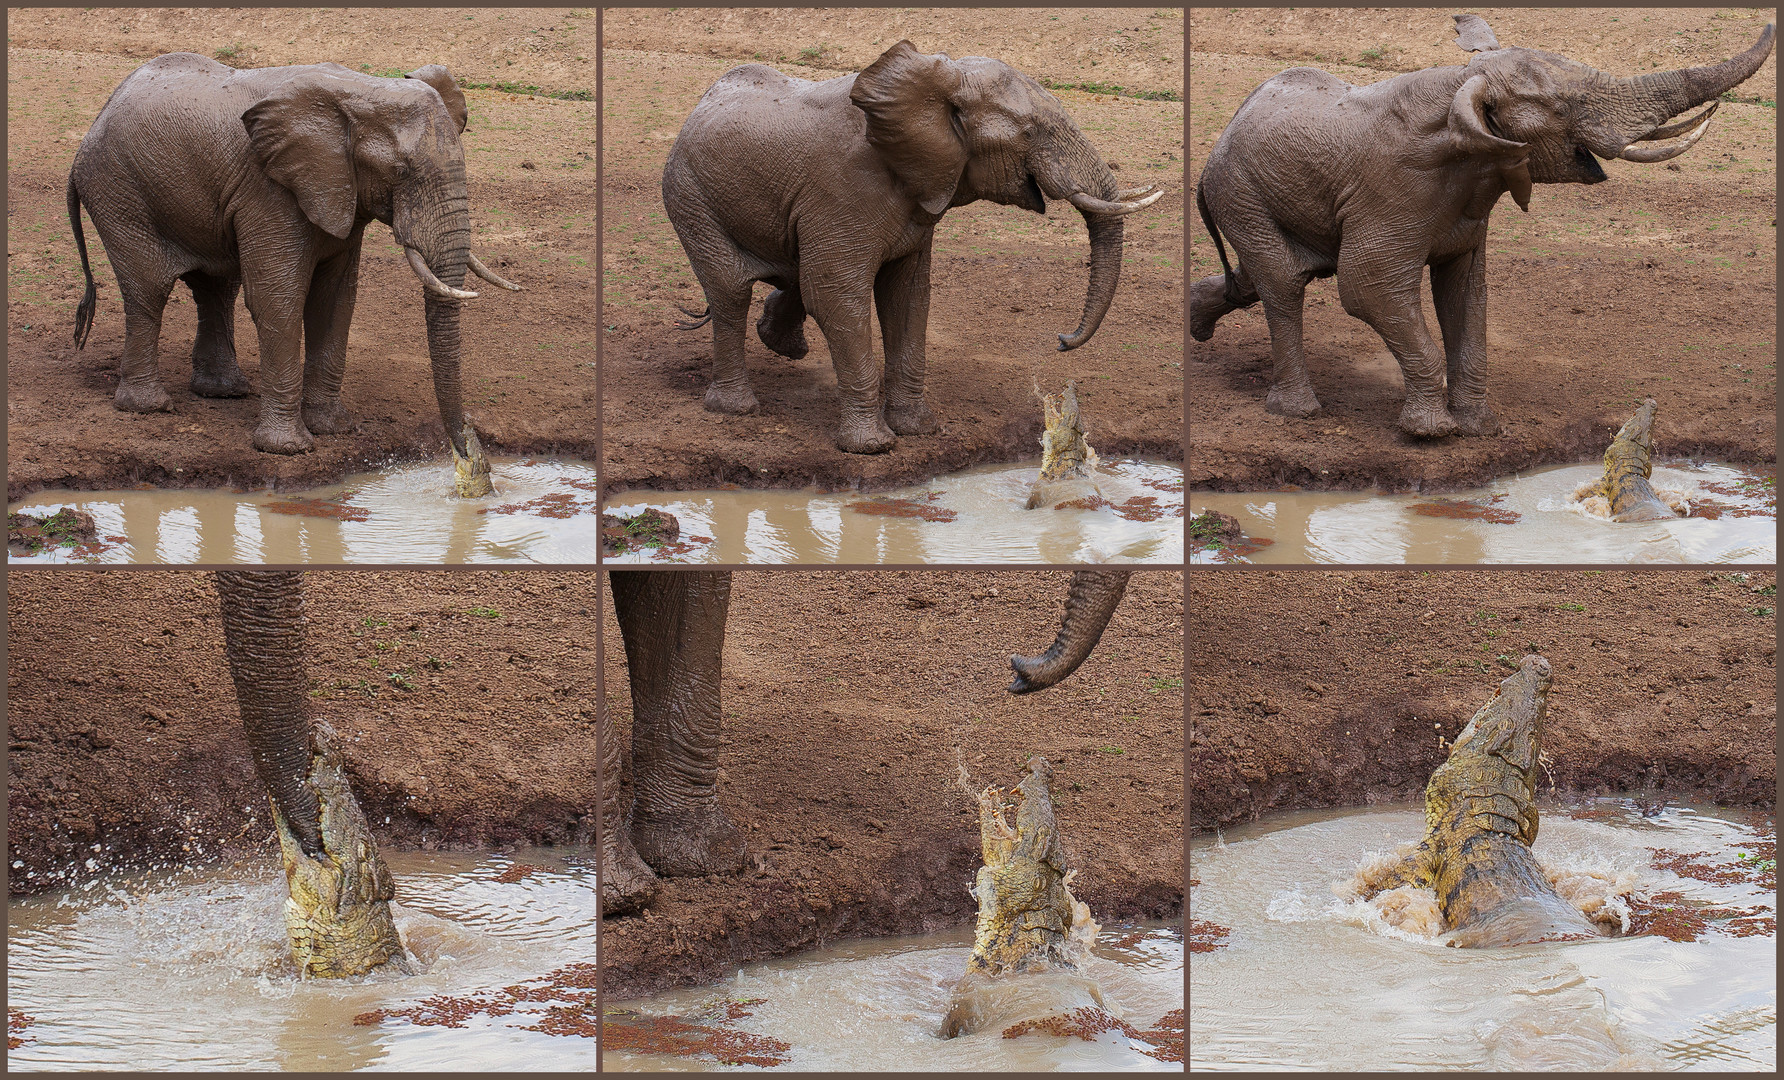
1190, 570, 1777, 832
602, 571, 1185, 1000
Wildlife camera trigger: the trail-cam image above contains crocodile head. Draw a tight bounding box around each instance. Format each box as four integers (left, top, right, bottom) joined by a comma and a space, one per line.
1424, 654, 1551, 847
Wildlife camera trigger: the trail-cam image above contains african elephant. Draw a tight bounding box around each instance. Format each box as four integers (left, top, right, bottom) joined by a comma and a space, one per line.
662, 41, 1163, 454
1191, 14, 1774, 437
67, 54, 521, 493
599, 568, 1133, 915
214, 570, 404, 977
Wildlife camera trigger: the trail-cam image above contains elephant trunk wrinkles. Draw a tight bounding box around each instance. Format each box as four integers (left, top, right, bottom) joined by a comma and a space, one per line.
216, 570, 324, 859
1009, 570, 1131, 693
1601, 24, 1775, 143
1047, 127, 1127, 351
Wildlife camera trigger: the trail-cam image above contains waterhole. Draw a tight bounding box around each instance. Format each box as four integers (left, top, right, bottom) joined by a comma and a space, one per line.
1191, 462, 1774, 564
602, 922, 1182, 1071
604, 458, 1184, 564
7, 457, 601, 564
1189, 802, 1776, 1070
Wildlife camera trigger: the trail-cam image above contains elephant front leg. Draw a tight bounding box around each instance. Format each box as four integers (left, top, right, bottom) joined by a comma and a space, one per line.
300, 243, 363, 436
183, 271, 252, 399
240, 253, 316, 454
876, 246, 939, 436
1338, 254, 1456, 438
805, 271, 896, 453
609, 570, 748, 879
1431, 245, 1500, 436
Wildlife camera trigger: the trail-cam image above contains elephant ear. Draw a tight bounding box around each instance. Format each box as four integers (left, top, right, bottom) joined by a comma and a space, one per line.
406, 64, 468, 134
1452, 14, 1502, 53
1448, 73, 1532, 210
241, 73, 359, 240
850, 40, 969, 218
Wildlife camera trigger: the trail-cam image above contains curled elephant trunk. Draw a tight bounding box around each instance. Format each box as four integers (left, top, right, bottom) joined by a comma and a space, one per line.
215, 570, 325, 859
1009, 570, 1132, 693
1044, 126, 1161, 352
1590, 23, 1775, 152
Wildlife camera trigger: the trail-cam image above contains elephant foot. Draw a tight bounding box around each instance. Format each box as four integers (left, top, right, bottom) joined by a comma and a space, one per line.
1265, 384, 1321, 419
600, 839, 661, 916
1449, 401, 1502, 437
756, 311, 810, 360
252, 419, 317, 455
189, 363, 252, 399
886, 399, 939, 436
114, 379, 173, 414
836, 412, 897, 454
1398, 399, 1459, 439
632, 803, 748, 878
302, 400, 357, 435
703, 381, 759, 415
1189, 274, 1233, 343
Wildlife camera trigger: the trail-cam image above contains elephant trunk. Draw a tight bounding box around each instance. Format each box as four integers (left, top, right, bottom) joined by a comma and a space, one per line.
215, 570, 324, 859
1592, 23, 1774, 147
1009, 570, 1133, 693
1040, 123, 1161, 352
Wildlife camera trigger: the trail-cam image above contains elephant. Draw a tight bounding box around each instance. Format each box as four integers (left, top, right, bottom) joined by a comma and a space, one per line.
213, 570, 405, 977
67, 54, 522, 494
598, 568, 1133, 915
662, 40, 1164, 454
1191, 14, 1774, 438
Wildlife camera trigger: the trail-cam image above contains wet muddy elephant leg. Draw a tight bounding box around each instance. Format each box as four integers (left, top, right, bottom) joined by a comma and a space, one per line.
609, 570, 749, 881
1338, 248, 1456, 438
876, 245, 940, 437
113, 274, 177, 414
239, 244, 316, 455
755, 281, 810, 360
183, 270, 251, 399
1236, 235, 1318, 419
1431, 243, 1499, 436
215, 570, 403, 977
300, 241, 363, 436
804, 267, 895, 453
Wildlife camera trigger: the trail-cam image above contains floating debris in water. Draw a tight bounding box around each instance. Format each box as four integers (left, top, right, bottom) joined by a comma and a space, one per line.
1002, 1005, 1183, 1063
356, 960, 602, 1033
1408, 496, 1521, 524
9, 1009, 35, 1050
481, 492, 598, 519
601, 508, 683, 554
8, 508, 99, 553
1187, 920, 1232, 953
602, 998, 791, 1068
1190, 508, 1272, 561
847, 492, 958, 522
262, 496, 370, 522
490, 863, 548, 884
1627, 891, 1774, 942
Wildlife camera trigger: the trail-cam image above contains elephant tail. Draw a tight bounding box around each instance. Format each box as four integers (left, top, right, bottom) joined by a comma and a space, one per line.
1195, 179, 1245, 310
674, 302, 711, 331
68, 176, 98, 349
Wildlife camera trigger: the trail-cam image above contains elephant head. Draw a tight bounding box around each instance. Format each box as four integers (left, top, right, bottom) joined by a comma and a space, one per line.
240, 65, 519, 491
1446, 14, 1774, 207
849, 42, 1163, 351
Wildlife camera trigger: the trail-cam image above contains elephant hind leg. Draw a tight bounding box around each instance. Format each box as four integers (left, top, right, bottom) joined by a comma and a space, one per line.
756, 284, 810, 360
113, 276, 178, 414
700, 274, 760, 415
183, 270, 251, 398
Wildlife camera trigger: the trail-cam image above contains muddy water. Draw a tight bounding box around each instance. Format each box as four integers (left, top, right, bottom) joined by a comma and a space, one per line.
7, 458, 601, 564
604, 458, 1184, 564
1192, 461, 1774, 564
603, 922, 1182, 1071
1190, 803, 1776, 1070
6, 849, 603, 1070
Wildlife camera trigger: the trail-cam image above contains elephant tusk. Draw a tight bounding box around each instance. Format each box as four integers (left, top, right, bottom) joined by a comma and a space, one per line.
1067, 186, 1164, 217
1618, 115, 1713, 163
1636, 101, 1719, 142
467, 251, 522, 291
405, 247, 479, 300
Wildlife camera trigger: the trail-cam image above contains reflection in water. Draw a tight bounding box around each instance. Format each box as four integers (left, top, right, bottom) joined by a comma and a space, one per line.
6, 850, 601, 1071
604, 923, 1183, 1071
605, 458, 1184, 564
1190, 803, 1776, 1070
1191, 461, 1774, 564
7, 458, 601, 565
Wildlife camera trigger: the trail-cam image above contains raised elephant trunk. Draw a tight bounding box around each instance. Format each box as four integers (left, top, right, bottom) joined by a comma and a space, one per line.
1043, 123, 1162, 351
1590, 23, 1775, 152
1009, 570, 1132, 693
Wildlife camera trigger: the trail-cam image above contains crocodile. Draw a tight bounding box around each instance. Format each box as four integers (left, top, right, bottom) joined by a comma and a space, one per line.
942, 757, 1109, 1037
1374, 655, 1601, 948
272, 723, 408, 977
1575, 399, 1679, 523
1025, 383, 1104, 510
451, 421, 495, 499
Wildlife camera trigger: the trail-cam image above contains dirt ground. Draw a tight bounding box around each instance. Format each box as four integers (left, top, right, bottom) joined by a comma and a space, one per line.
6, 571, 602, 894
1190, 569, 1777, 831
1189, 7, 1778, 493
600, 570, 1185, 999
602, 8, 1185, 495
6, 9, 601, 501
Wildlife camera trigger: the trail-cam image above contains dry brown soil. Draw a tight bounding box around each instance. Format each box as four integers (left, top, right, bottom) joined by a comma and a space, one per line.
601, 570, 1185, 999
602, 8, 1185, 495
1190, 569, 1777, 831
6, 9, 601, 500
7, 571, 601, 895
1190, 7, 1777, 492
